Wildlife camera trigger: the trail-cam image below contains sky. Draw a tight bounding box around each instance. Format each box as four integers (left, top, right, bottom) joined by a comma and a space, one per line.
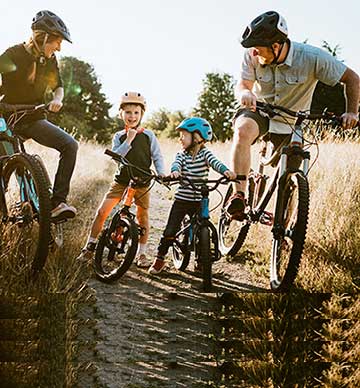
1, 0, 359, 117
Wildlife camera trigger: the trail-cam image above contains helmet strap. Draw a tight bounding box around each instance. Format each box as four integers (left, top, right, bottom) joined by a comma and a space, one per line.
32, 32, 49, 65
270, 42, 284, 65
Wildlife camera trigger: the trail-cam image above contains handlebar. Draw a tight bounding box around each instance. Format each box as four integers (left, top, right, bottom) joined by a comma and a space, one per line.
0, 103, 47, 115
104, 148, 162, 185
104, 149, 245, 190
256, 101, 343, 124
160, 174, 246, 193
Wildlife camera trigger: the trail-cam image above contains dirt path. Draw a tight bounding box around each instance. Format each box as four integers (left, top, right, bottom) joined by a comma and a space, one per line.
77, 184, 266, 387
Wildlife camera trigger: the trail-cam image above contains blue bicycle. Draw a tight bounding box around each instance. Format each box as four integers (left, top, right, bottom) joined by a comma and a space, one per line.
0, 103, 62, 276
166, 175, 243, 292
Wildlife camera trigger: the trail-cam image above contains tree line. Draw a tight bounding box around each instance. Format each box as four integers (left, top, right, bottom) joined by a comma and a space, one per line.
54, 42, 348, 144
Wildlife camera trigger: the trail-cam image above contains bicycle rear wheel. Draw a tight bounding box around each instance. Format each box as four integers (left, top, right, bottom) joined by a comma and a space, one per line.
218, 184, 251, 257
196, 226, 212, 292
0, 153, 52, 275
172, 217, 191, 271
94, 215, 139, 282
270, 172, 309, 291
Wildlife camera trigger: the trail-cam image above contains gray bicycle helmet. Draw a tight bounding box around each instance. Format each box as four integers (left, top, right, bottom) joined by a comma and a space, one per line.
241, 11, 288, 48
31, 10, 72, 43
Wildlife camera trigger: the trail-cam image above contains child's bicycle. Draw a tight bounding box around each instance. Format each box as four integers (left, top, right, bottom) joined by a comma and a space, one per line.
0, 103, 64, 276
165, 174, 244, 292
218, 101, 345, 292
93, 149, 164, 283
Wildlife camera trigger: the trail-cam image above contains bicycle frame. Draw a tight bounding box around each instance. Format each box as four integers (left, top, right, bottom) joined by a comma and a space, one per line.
248, 118, 311, 225
0, 121, 41, 217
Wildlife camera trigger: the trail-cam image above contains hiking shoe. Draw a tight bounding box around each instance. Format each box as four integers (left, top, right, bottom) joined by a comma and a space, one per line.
148, 257, 166, 274
135, 254, 149, 268
225, 192, 246, 220
51, 202, 77, 220
76, 242, 96, 263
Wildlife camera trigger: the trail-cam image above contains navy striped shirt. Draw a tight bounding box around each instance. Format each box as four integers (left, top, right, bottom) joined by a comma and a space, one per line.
171, 147, 229, 201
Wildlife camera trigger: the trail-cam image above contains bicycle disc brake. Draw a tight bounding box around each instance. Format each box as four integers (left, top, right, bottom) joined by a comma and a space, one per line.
259, 211, 274, 226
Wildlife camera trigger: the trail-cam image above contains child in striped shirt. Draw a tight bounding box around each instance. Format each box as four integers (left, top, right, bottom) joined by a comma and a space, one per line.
148, 117, 236, 274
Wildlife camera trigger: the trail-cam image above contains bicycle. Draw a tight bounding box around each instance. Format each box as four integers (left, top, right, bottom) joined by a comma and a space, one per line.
93, 149, 164, 283
166, 174, 243, 292
0, 103, 64, 276
218, 102, 343, 292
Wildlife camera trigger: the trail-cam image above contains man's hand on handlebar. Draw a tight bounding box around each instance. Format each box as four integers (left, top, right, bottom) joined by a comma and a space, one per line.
341, 112, 359, 129
238, 90, 257, 112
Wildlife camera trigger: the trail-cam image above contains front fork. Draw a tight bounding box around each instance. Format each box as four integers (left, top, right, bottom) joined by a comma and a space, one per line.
273, 145, 310, 239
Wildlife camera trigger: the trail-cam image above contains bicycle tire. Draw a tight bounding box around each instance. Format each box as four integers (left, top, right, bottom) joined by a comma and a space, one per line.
32, 154, 64, 248
197, 226, 212, 292
218, 183, 252, 257
1, 153, 52, 274
270, 172, 309, 292
94, 215, 139, 282
172, 217, 191, 271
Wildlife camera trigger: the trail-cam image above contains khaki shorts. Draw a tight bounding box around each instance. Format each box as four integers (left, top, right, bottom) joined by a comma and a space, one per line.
104, 181, 150, 209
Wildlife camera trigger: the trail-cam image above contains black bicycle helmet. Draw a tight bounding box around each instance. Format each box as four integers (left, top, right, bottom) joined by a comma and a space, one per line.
31, 10, 72, 43
241, 11, 288, 48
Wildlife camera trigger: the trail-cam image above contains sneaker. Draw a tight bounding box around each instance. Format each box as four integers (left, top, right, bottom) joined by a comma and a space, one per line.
51, 202, 77, 221
148, 257, 166, 274
76, 242, 96, 263
225, 192, 246, 220
135, 254, 149, 268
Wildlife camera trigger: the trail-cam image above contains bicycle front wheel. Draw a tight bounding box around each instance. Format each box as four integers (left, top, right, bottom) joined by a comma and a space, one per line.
0, 153, 52, 275
270, 172, 309, 291
218, 184, 251, 257
33, 154, 63, 249
94, 216, 139, 282
197, 226, 212, 292
172, 217, 191, 271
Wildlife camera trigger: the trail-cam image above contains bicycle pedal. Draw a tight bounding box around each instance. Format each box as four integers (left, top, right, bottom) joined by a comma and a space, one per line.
259, 211, 274, 226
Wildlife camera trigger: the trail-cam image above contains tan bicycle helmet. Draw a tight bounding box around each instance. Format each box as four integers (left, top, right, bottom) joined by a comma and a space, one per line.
119, 92, 147, 111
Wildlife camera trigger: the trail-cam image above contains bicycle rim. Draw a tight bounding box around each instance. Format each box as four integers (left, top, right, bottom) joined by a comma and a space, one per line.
218, 184, 250, 257
0, 153, 52, 275
270, 172, 309, 291
94, 216, 138, 282
172, 219, 191, 271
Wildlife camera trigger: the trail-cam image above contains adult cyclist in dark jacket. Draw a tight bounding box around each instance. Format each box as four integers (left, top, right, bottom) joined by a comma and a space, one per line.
0, 10, 78, 220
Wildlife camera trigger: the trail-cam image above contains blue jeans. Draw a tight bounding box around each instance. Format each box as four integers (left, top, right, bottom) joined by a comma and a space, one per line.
15, 120, 78, 207
157, 199, 200, 257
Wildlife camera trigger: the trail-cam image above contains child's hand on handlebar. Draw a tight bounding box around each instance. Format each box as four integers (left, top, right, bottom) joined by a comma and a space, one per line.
170, 171, 180, 179
224, 170, 237, 180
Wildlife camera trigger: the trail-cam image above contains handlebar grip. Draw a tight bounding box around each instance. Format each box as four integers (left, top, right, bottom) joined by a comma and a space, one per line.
159, 176, 179, 183
236, 174, 247, 181
104, 149, 124, 162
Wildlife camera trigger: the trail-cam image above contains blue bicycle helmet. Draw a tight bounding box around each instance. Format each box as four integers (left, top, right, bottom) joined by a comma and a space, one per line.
176, 117, 213, 141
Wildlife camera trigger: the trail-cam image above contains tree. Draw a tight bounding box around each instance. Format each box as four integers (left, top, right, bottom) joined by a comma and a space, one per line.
51, 56, 113, 143
194, 72, 237, 142
163, 110, 187, 139
143, 108, 170, 136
